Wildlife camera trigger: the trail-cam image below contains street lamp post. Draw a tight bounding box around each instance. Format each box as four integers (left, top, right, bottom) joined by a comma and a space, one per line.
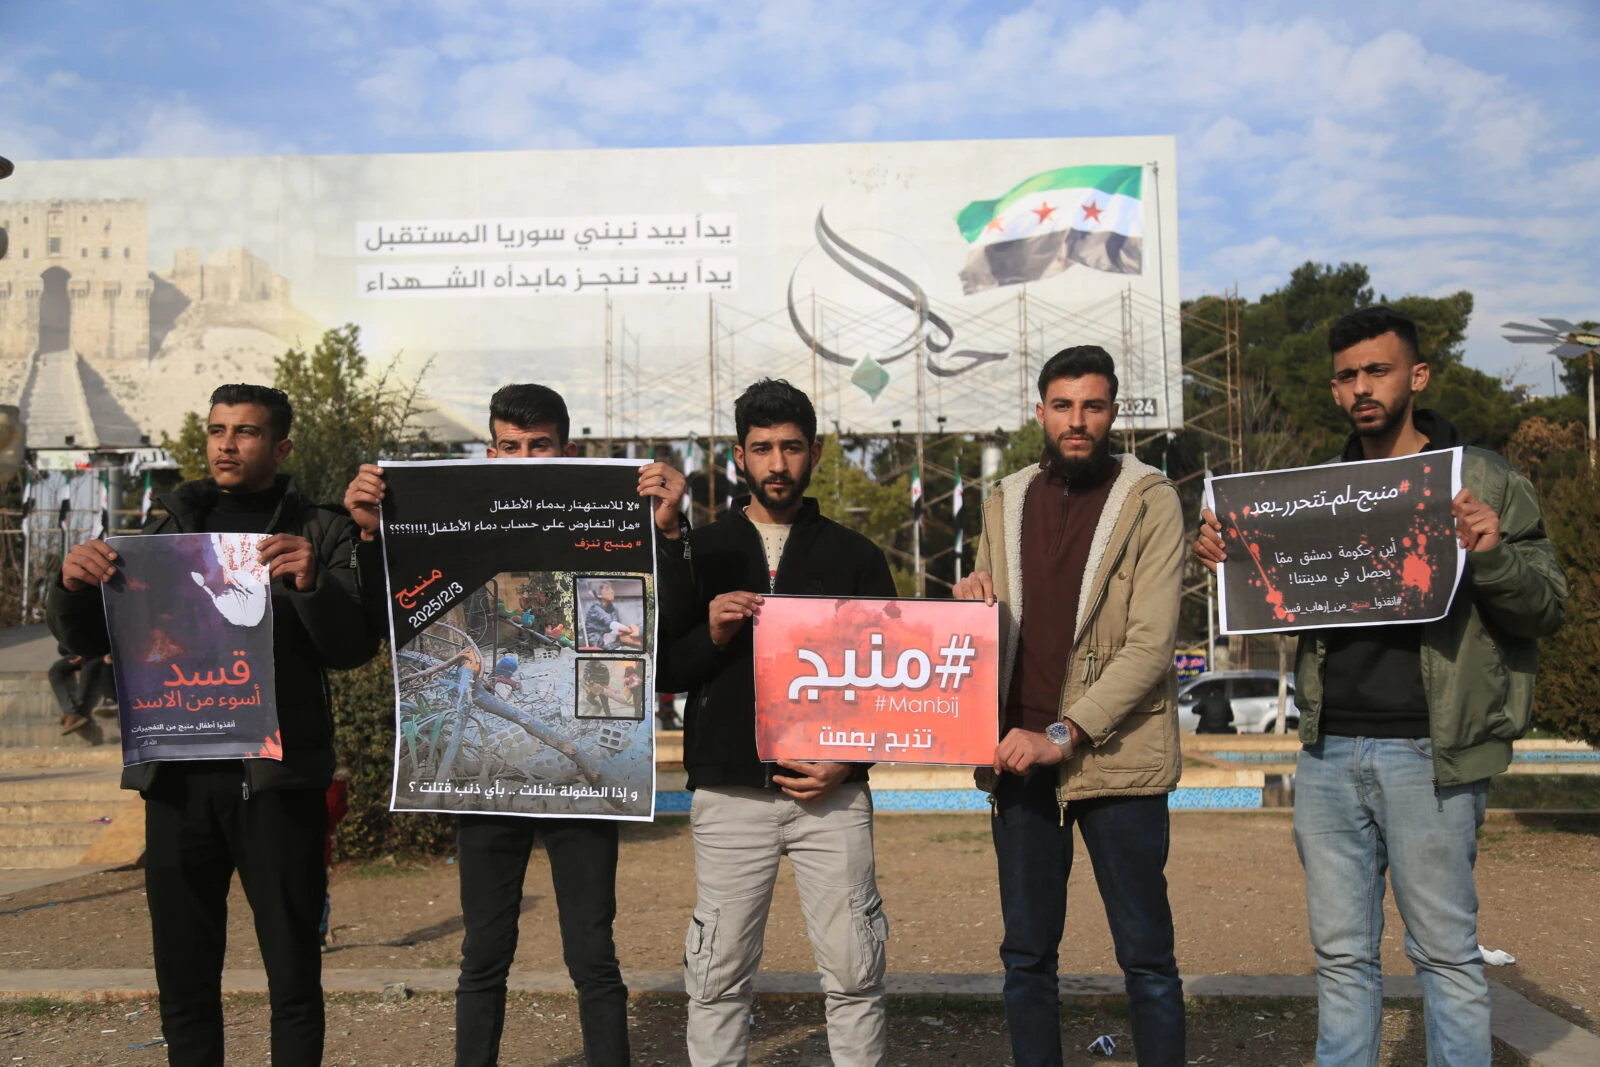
1503, 319, 1600, 469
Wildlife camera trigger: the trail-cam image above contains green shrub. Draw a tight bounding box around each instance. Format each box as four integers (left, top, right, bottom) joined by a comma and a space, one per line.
330, 648, 455, 861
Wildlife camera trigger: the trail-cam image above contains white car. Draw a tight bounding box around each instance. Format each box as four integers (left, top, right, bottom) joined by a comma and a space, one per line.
1176, 670, 1298, 734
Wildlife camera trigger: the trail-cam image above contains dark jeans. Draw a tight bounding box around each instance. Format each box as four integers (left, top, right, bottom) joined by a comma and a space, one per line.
991, 770, 1185, 1067
48, 655, 108, 717
143, 763, 327, 1066
456, 814, 629, 1067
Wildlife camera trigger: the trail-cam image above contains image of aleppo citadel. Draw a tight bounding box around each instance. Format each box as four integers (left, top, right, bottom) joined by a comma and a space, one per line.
0, 197, 468, 450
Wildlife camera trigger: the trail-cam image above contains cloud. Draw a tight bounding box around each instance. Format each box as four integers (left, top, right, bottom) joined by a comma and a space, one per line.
5, 0, 1593, 383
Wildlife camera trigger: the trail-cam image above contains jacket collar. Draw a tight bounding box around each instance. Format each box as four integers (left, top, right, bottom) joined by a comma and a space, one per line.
994, 453, 1166, 689
1338, 408, 1463, 462
726, 494, 822, 528
156, 473, 303, 533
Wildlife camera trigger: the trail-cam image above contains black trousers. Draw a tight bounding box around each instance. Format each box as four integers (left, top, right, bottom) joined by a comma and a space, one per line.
48, 655, 107, 717
143, 763, 327, 1066
456, 814, 629, 1067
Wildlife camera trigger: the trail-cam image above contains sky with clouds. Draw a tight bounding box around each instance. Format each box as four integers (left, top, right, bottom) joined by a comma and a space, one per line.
3, 0, 1595, 393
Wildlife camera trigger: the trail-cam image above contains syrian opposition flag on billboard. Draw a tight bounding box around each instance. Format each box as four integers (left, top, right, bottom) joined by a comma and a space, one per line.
911, 461, 924, 524
956, 165, 1143, 294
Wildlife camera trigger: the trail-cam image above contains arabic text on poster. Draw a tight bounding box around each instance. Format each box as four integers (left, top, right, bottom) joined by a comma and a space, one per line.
753, 596, 1000, 766
1207, 449, 1465, 635
380, 459, 656, 820
101, 533, 282, 765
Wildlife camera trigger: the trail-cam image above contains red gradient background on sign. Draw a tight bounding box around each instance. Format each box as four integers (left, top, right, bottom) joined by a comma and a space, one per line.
752, 596, 1000, 766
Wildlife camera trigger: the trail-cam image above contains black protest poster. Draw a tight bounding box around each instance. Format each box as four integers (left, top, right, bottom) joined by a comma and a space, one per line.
380, 459, 656, 820
1207, 449, 1465, 635
101, 533, 281, 764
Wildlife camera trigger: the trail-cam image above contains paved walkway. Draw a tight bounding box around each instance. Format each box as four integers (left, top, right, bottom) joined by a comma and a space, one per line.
0, 969, 1593, 1066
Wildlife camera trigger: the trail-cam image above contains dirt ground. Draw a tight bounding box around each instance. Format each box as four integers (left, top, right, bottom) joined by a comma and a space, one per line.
0, 993, 1526, 1067
1, 811, 1595, 1052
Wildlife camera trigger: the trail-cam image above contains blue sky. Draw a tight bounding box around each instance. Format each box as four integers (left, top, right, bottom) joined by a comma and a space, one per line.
3, 0, 1595, 393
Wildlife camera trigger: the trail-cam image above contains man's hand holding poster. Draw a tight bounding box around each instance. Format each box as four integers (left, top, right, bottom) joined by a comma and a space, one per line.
1206, 449, 1466, 634
102, 533, 281, 764
753, 596, 999, 765
379, 459, 656, 820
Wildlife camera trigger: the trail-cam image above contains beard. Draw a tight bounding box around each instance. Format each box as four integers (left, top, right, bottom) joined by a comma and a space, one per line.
1043, 430, 1113, 483
743, 462, 812, 512
1346, 397, 1409, 438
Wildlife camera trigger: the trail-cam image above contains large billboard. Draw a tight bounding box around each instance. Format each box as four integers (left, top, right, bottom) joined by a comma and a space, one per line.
0, 136, 1179, 441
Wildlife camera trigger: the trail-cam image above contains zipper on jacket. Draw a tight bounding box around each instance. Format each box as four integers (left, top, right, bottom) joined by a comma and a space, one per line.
1057, 800, 1067, 827
241, 778, 251, 801
1055, 498, 1147, 741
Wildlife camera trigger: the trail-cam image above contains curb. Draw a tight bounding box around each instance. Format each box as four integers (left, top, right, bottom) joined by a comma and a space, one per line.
0, 970, 1593, 1066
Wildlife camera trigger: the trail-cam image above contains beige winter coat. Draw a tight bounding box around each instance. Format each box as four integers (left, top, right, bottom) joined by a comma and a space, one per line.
974, 454, 1185, 802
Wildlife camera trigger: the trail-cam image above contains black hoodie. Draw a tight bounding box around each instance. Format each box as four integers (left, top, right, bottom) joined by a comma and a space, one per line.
659, 496, 897, 790
1317, 410, 1464, 740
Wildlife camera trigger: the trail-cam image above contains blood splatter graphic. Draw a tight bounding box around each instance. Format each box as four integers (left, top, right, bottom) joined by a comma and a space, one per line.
1401, 533, 1433, 595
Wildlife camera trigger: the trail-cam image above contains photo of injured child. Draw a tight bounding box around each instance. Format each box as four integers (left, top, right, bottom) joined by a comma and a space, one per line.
575, 577, 646, 652
576, 658, 647, 720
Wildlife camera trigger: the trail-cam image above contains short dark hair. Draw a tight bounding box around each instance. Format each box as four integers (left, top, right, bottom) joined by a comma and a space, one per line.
489, 383, 570, 445
209, 384, 292, 441
734, 378, 816, 444
1328, 306, 1421, 364
1037, 346, 1119, 401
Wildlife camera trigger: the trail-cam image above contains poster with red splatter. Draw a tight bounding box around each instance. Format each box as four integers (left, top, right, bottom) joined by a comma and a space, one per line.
101, 533, 282, 765
1206, 449, 1465, 634
752, 595, 1000, 765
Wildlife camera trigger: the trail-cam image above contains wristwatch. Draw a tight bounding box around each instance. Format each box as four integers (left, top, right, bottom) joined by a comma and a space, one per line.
1045, 721, 1076, 759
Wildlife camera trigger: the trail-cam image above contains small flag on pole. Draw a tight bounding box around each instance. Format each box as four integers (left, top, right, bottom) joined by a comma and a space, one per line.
725, 445, 737, 510
680, 439, 697, 517
20, 473, 33, 521
91, 470, 108, 539
911, 461, 924, 524
57, 482, 71, 532
139, 472, 154, 526
952, 457, 964, 556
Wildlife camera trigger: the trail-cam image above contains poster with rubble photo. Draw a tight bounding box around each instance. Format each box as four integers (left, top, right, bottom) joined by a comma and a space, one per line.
380, 458, 656, 820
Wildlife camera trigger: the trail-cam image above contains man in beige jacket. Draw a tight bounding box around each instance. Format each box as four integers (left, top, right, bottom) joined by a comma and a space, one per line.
954, 345, 1186, 1067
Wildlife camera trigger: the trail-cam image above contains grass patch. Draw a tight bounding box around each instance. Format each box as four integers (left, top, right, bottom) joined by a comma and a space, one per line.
0, 997, 92, 1018
1488, 775, 1600, 810
345, 856, 437, 880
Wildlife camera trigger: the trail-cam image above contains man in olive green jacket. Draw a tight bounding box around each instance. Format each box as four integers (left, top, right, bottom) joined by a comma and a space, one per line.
1198, 306, 1567, 1067
955, 346, 1185, 1067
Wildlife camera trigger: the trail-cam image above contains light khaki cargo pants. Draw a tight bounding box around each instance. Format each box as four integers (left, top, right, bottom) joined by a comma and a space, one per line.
684, 783, 889, 1067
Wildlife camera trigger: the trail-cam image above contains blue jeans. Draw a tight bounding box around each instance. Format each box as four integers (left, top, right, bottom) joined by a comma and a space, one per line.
1294, 736, 1490, 1067
991, 770, 1185, 1067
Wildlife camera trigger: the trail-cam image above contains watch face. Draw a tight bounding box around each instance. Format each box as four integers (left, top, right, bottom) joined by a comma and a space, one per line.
1046, 722, 1070, 744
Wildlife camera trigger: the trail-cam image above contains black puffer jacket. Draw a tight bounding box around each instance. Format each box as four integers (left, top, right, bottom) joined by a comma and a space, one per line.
659, 496, 897, 790
47, 476, 379, 794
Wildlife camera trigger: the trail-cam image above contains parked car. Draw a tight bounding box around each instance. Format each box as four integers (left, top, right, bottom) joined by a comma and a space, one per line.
1176, 670, 1297, 734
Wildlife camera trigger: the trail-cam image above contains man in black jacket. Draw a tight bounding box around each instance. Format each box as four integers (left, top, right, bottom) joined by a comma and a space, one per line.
47, 384, 378, 1066
662, 379, 896, 1067
343, 382, 691, 1067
